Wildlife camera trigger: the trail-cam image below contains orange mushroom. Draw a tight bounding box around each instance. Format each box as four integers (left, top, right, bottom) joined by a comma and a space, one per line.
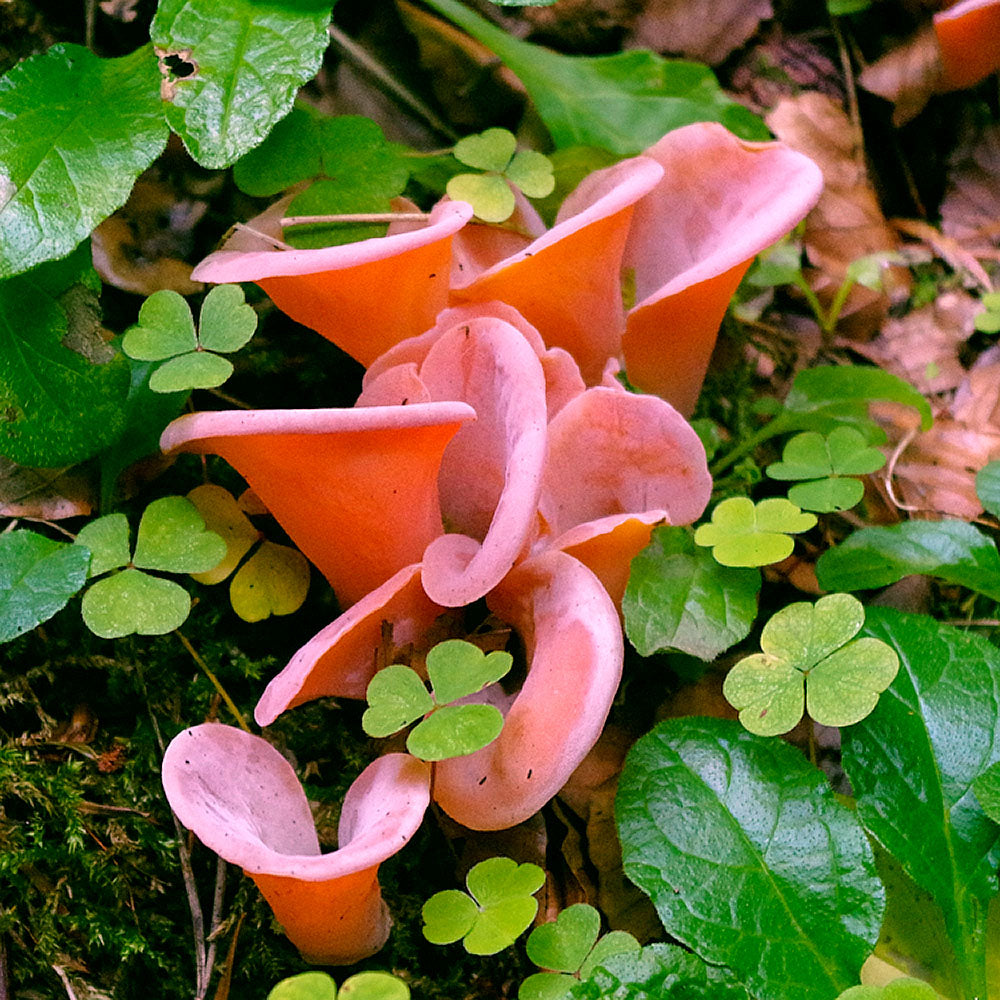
934, 0, 1000, 91
161, 726, 430, 964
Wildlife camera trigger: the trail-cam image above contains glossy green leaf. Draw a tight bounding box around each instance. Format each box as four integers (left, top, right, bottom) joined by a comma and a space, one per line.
362, 664, 433, 738
767, 428, 885, 481
454, 128, 516, 172
694, 497, 816, 567
76, 514, 131, 578
0, 531, 90, 642
816, 520, 1000, 602
0, 43, 167, 277
505, 149, 555, 198
285, 180, 392, 249
0, 251, 130, 466
197, 284, 257, 353
426, 639, 513, 704
422, 857, 543, 955
339, 972, 410, 999
976, 460, 1000, 518
232, 104, 323, 195
422, 0, 768, 152
527, 903, 601, 974
132, 496, 226, 574
81, 568, 191, 638
724, 594, 898, 736
973, 762, 1000, 825
446, 173, 515, 223
616, 717, 884, 1000
151, 0, 333, 168
149, 352, 233, 393
624, 526, 760, 660
406, 704, 504, 761
267, 971, 338, 1000
787, 477, 865, 514
843, 607, 1000, 1000
121, 290, 196, 361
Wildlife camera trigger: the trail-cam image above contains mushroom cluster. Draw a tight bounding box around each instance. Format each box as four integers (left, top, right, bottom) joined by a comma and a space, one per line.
160, 122, 823, 966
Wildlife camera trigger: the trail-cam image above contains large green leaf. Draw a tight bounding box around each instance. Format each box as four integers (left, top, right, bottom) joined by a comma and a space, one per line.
616, 717, 883, 1000
0, 251, 130, 466
843, 608, 1000, 1000
0, 44, 167, 278
816, 520, 1000, 602
151, 0, 334, 168
0, 531, 90, 642
623, 526, 760, 660
420, 0, 767, 152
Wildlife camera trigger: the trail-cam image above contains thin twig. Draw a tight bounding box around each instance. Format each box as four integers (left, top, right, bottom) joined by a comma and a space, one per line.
883, 427, 923, 512
198, 858, 228, 1000
84, 0, 96, 50
0, 934, 9, 1000
175, 631, 251, 734
945, 619, 1000, 627
20, 518, 77, 540
52, 966, 79, 1000
281, 212, 431, 226
328, 24, 459, 141
231, 223, 294, 252
206, 388, 254, 410
830, 17, 863, 152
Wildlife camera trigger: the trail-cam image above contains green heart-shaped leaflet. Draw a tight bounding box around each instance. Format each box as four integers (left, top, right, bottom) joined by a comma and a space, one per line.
267, 971, 338, 1000
427, 639, 513, 705
149, 352, 234, 393
787, 477, 865, 514
362, 664, 433, 738
446, 173, 515, 224
527, 903, 600, 973
453, 127, 516, 172
465, 857, 544, 955
197, 283, 257, 354
81, 568, 190, 638
121, 289, 196, 361
338, 971, 409, 1000
694, 497, 816, 568
422, 889, 479, 945
768, 428, 885, 481
132, 496, 227, 574
805, 637, 899, 727
406, 704, 503, 761
517, 974, 576, 1000
76, 513, 131, 578
837, 979, 937, 1000
505, 149, 555, 199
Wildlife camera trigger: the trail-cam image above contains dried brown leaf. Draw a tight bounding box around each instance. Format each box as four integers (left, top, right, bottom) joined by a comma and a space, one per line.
767, 92, 910, 337
627, 0, 772, 65
0, 458, 93, 519
859, 25, 942, 125
941, 124, 1000, 252
99, 0, 140, 23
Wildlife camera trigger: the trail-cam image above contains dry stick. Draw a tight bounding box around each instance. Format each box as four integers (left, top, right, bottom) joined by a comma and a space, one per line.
175, 631, 251, 734
52, 965, 80, 1000
136, 662, 209, 995
198, 858, 228, 1000
231, 223, 294, 252
327, 24, 459, 142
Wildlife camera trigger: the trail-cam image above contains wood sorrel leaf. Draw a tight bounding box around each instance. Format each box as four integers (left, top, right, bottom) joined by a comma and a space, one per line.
526, 903, 601, 973
186, 484, 260, 585
339, 972, 410, 999
122, 289, 197, 361
844, 608, 1000, 1000
406, 704, 504, 761
81, 567, 191, 638
453, 128, 517, 172
229, 541, 309, 623
976, 460, 1000, 518
445, 173, 516, 223
267, 971, 338, 1000
197, 284, 257, 354
837, 980, 937, 1000
362, 665, 433, 738
421, 0, 768, 151
149, 352, 233, 393
426, 639, 513, 705
724, 594, 898, 735
787, 476, 865, 514
0, 531, 90, 642
151, 0, 333, 169
816, 520, 1000, 602
616, 717, 884, 1000
0, 251, 130, 467
624, 526, 761, 661
421, 889, 479, 945
767, 428, 885, 481
505, 150, 555, 199
694, 497, 816, 567
132, 496, 226, 575
0, 44, 167, 278
76, 513, 131, 578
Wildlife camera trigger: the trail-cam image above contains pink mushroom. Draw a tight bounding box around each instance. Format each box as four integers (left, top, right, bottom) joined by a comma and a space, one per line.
161, 725, 430, 964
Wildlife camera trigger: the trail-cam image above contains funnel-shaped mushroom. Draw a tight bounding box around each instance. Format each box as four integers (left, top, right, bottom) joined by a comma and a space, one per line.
620, 123, 824, 414
450, 157, 664, 384
934, 0, 1000, 91
161, 725, 430, 964
160, 404, 475, 607
433, 550, 623, 830
190, 201, 473, 366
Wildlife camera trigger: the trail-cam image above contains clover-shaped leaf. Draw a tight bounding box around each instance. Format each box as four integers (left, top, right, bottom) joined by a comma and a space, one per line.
723, 593, 899, 736
844, 251, 907, 292
122, 286, 257, 394
362, 639, 513, 759
694, 497, 817, 567
972, 761, 1000, 825
267, 971, 339, 1000
422, 857, 544, 955
520, 903, 641, 1000
973, 291, 1000, 334
447, 127, 554, 222
339, 972, 410, 1000
836, 978, 937, 1000
76, 497, 225, 639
